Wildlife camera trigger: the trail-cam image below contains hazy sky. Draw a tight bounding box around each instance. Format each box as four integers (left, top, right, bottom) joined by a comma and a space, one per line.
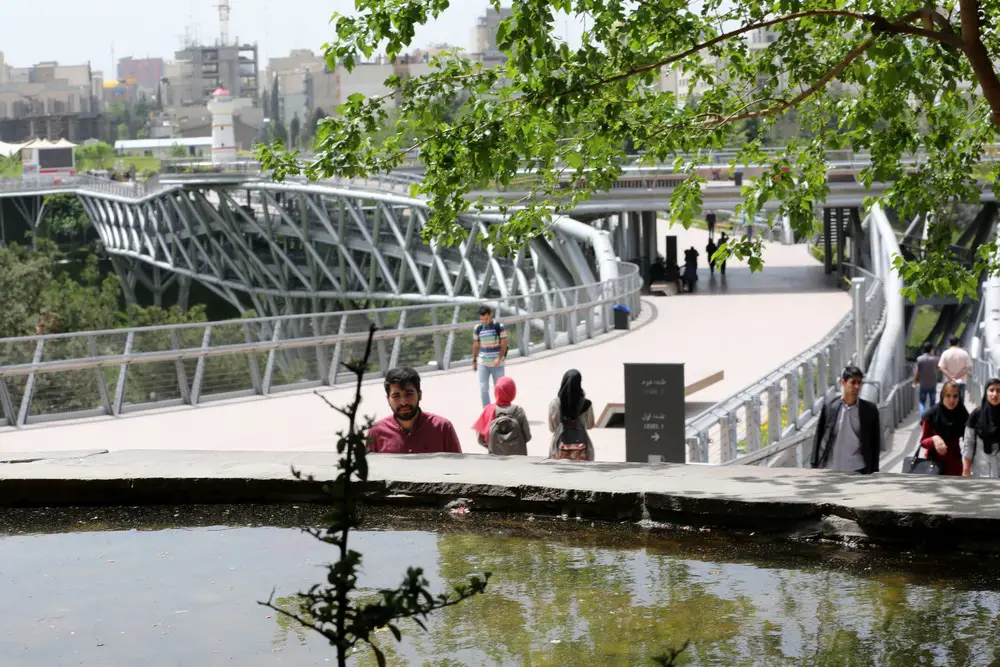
3, 1, 584, 77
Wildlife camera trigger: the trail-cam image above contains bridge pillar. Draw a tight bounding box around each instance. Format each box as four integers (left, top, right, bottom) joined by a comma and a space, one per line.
641, 210, 658, 263
627, 211, 641, 265
612, 213, 626, 258
822, 208, 833, 275
852, 278, 866, 372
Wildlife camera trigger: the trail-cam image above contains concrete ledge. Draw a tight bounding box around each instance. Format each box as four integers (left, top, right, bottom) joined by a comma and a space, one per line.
3, 450, 1000, 552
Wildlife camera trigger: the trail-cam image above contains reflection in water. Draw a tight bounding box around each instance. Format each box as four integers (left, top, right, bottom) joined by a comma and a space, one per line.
3, 513, 1000, 666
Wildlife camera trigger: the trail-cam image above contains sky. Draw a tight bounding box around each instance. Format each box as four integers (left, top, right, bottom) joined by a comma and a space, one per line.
2, 0, 584, 77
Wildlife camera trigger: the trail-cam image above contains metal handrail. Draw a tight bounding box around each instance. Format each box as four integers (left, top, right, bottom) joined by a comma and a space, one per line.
685, 205, 905, 466
0, 263, 641, 426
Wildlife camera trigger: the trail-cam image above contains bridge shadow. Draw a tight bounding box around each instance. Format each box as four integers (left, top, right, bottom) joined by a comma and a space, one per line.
689, 265, 837, 296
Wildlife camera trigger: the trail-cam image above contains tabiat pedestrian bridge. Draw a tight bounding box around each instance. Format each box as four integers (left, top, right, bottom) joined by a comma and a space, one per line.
0, 166, 998, 473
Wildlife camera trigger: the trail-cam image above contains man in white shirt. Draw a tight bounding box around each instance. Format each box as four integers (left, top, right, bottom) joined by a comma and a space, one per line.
938, 336, 973, 404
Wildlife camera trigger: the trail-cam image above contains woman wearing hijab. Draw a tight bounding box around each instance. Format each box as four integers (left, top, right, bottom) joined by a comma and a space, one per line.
471, 376, 531, 455
548, 369, 596, 460
919, 381, 968, 476
963, 377, 1000, 477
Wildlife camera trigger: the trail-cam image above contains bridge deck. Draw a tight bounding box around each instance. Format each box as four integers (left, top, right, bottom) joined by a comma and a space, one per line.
0, 225, 850, 460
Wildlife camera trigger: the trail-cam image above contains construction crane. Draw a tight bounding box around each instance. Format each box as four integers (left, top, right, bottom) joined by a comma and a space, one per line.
215, 0, 231, 46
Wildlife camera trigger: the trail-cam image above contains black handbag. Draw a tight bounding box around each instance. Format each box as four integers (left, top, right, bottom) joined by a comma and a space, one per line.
902, 441, 942, 475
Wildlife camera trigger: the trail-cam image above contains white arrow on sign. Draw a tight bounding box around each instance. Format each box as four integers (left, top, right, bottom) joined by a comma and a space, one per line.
651, 432, 660, 441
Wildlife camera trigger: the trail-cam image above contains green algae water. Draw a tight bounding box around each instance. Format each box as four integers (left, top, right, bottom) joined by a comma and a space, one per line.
2, 505, 1000, 666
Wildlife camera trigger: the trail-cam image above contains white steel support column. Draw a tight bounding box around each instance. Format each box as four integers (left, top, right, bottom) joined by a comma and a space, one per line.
852, 278, 866, 372
627, 212, 641, 263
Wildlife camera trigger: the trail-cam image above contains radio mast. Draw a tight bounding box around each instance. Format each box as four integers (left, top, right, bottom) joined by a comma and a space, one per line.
216, 0, 231, 46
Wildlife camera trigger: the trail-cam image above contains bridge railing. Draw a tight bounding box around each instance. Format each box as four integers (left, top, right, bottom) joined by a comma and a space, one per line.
970, 221, 1000, 398
0, 174, 166, 199
0, 263, 641, 427
685, 204, 910, 466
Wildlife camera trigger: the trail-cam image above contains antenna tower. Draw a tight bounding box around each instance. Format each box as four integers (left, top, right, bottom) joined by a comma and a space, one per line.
216, 0, 231, 46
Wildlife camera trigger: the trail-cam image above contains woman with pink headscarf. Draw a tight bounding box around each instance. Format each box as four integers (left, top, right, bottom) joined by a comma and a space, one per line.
471, 376, 532, 455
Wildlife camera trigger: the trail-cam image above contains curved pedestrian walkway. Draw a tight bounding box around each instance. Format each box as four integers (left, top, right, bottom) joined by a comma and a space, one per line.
0, 223, 850, 461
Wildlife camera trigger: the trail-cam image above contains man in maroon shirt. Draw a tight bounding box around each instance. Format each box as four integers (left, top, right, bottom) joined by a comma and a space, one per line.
366, 367, 463, 454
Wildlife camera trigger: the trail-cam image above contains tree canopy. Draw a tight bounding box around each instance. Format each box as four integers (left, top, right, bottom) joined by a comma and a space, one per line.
257, 0, 1000, 299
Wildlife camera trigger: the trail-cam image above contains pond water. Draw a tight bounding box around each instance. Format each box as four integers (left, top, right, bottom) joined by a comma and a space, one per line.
3, 505, 1000, 666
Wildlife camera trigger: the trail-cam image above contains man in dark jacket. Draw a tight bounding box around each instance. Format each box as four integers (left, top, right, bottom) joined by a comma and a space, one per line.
811, 365, 881, 474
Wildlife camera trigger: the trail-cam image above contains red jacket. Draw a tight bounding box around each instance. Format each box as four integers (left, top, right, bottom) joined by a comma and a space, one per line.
919, 419, 963, 476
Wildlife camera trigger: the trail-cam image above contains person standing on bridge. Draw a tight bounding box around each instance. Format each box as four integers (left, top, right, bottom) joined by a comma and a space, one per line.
962, 378, 1000, 477
549, 369, 596, 461
914, 342, 940, 418
811, 365, 881, 474
366, 367, 462, 454
472, 305, 508, 408
472, 376, 532, 455
939, 336, 973, 405
919, 381, 968, 476
717, 232, 729, 276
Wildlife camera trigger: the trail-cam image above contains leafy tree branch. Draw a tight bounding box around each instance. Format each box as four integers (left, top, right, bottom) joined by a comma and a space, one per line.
257, 0, 1000, 298
259, 324, 489, 667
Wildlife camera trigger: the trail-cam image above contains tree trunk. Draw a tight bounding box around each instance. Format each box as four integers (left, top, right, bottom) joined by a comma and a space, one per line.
960, 0, 1000, 125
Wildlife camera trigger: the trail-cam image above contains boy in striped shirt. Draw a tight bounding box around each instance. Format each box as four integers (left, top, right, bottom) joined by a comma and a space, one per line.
472, 305, 508, 407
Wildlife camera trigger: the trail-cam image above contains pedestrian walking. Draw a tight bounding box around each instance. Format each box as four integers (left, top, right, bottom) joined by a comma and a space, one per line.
717, 232, 729, 275
913, 342, 939, 417
706, 237, 718, 275
810, 365, 881, 474
471, 376, 531, 455
919, 381, 968, 476
939, 335, 973, 404
549, 369, 596, 461
682, 246, 699, 292
963, 377, 1000, 478
472, 305, 508, 407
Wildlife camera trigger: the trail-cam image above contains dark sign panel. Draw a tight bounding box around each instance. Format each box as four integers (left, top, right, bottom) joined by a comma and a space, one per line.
38, 148, 74, 169
624, 363, 685, 463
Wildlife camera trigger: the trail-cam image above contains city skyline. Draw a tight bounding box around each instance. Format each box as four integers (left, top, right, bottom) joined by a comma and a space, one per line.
2, 0, 585, 78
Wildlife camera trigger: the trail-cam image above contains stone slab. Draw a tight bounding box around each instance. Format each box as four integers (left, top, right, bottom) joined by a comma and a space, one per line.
0, 449, 108, 464
3, 449, 1000, 552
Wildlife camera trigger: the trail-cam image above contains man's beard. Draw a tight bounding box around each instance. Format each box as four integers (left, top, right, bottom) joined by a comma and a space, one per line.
393, 405, 419, 421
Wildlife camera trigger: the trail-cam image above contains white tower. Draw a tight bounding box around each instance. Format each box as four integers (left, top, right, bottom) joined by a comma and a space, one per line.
207, 86, 237, 165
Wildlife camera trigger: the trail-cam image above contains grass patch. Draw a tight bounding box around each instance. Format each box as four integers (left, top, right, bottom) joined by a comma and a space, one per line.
906, 305, 938, 358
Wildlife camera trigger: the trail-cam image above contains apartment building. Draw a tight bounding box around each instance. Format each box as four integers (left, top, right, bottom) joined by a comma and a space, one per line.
0, 60, 102, 142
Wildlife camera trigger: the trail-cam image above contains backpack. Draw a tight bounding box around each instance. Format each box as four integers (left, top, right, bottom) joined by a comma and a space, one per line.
475, 320, 503, 341
556, 416, 589, 461
487, 406, 527, 456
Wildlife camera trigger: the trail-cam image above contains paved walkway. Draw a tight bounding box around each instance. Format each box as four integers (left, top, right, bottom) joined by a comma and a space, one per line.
0, 224, 850, 460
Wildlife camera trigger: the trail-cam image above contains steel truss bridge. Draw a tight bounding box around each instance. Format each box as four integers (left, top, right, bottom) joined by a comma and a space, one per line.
1, 173, 628, 319
4, 168, 999, 474
0, 172, 643, 427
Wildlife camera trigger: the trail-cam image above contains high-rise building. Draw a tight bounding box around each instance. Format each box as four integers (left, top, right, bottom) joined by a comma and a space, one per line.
0, 60, 102, 141
117, 57, 165, 89
173, 43, 259, 107
472, 6, 513, 58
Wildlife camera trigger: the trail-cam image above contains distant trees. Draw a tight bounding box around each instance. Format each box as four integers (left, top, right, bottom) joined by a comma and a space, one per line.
303, 107, 326, 149
289, 113, 301, 150
75, 141, 115, 170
